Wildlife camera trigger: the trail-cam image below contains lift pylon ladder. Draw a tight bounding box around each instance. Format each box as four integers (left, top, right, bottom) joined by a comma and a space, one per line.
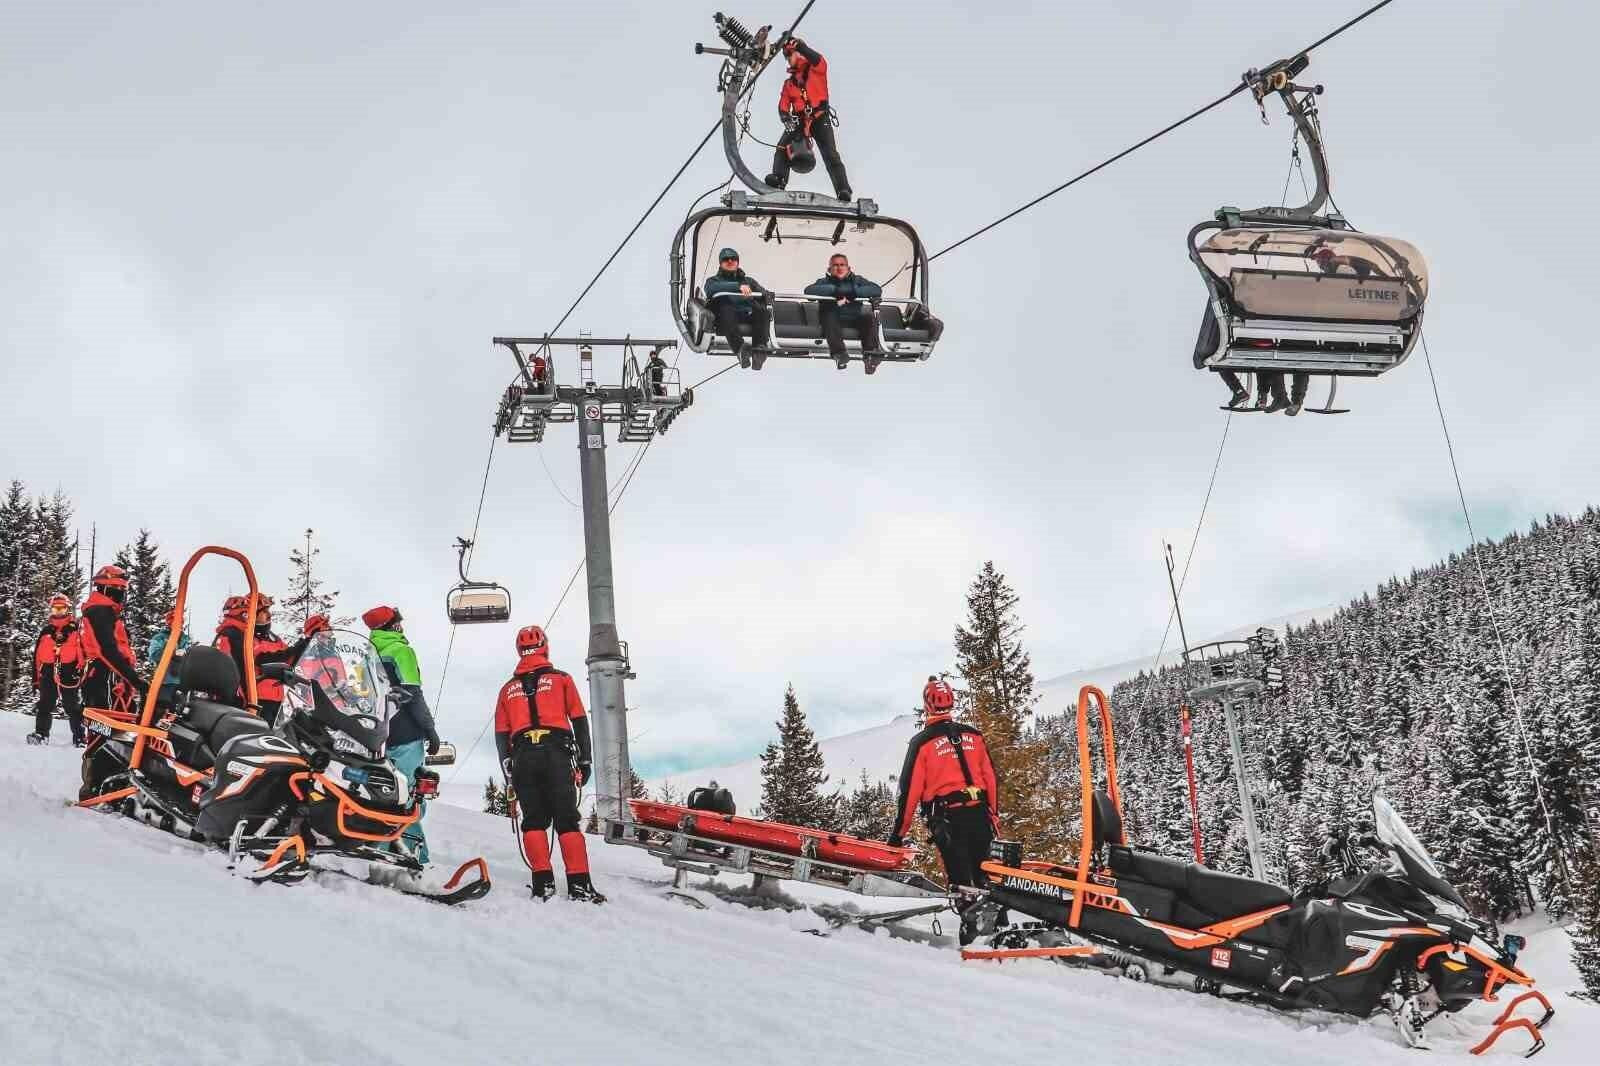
490, 335, 695, 824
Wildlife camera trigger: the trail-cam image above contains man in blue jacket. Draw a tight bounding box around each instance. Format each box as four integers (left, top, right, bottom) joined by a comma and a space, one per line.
804, 253, 885, 373
703, 247, 773, 370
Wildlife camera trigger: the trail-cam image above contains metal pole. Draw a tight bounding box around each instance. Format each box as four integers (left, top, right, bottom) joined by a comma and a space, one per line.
575, 387, 631, 823
1222, 696, 1266, 880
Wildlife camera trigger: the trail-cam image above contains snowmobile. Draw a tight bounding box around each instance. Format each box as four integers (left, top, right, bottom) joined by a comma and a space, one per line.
960, 685, 1553, 1057
77, 547, 490, 905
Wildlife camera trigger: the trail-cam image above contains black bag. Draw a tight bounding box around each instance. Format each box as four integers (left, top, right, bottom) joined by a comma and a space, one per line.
686, 785, 736, 816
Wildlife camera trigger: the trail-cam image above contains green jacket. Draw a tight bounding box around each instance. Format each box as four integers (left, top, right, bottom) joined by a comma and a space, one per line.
369, 627, 437, 748
369, 628, 422, 686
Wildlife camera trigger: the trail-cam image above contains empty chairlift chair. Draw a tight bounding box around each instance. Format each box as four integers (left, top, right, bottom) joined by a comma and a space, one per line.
444, 538, 511, 625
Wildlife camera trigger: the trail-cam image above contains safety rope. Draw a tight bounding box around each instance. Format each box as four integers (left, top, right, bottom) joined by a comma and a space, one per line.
1418, 331, 1570, 882
1147, 411, 1234, 673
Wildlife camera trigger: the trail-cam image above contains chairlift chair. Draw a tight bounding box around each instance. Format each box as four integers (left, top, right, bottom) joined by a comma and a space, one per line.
680, 13, 945, 368
1191, 55, 1429, 414
445, 537, 510, 625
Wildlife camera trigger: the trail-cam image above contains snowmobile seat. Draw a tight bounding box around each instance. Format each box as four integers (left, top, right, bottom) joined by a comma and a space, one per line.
1182, 864, 1291, 918
185, 698, 270, 754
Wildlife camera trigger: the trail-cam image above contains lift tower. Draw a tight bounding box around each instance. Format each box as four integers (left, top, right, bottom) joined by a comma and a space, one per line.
492, 335, 694, 823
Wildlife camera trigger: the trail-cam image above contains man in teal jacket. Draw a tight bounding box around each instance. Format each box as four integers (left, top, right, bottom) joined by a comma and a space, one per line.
363, 605, 441, 864
804, 252, 885, 373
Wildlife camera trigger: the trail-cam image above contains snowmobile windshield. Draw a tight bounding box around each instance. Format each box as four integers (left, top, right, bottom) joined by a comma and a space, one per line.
1373, 794, 1468, 910
279, 629, 394, 760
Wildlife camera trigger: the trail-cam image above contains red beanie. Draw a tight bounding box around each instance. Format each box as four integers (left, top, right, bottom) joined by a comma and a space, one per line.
362, 605, 399, 630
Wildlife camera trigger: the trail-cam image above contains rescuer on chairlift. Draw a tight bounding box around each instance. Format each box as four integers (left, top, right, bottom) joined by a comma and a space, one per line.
804, 252, 886, 373
703, 247, 774, 370
765, 36, 852, 202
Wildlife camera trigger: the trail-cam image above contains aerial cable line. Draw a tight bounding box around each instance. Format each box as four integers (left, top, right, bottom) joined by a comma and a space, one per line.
1145, 411, 1234, 673
928, 0, 1401, 263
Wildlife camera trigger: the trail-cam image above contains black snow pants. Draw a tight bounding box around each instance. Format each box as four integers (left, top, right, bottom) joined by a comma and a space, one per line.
768, 113, 851, 200
817, 302, 883, 359
511, 735, 582, 835
35, 669, 84, 741
930, 803, 995, 890
712, 301, 771, 356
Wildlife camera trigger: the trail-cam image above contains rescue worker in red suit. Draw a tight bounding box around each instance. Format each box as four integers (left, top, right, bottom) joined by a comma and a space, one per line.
888, 678, 999, 893
214, 595, 325, 724
28, 594, 85, 746
766, 36, 852, 202
78, 565, 147, 714
494, 625, 605, 903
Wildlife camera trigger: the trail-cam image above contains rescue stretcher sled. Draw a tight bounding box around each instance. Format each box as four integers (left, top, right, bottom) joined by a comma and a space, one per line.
605, 799, 943, 900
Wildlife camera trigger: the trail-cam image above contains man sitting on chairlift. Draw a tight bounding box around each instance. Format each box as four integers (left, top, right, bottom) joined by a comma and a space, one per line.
704, 247, 774, 370
645, 348, 669, 398
805, 253, 886, 374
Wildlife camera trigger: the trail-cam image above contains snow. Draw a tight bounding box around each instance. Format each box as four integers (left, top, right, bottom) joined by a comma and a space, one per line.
657, 607, 1335, 807
3, 713, 1594, 1065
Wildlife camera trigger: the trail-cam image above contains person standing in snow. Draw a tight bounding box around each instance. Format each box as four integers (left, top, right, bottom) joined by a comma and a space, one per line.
78, 565, 147, 715
494, 624, 605, 903
363, 605, 441, 865
28, 594, 85, 746
888, 677, 1000, 892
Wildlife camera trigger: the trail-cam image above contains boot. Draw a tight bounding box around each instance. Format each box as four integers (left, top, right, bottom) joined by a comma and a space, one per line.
530, 870, 558, 901
863, 351, 883, 375
750, 345, 770, 371
737, 348, 751, 370
26, 732, 48, 746
1226, 387, 1251, 409
566, 873, 607, 904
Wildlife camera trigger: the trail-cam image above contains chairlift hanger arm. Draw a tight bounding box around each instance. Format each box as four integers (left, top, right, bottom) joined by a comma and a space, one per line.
1241, 56, 1330, 222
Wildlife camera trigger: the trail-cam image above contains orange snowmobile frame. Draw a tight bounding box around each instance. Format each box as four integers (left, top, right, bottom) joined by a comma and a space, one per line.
77, 546, 260, 809
971, 685, 1547, 1056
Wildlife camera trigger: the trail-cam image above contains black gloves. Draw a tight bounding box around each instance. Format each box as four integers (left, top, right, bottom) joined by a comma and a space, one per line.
426, 733, 442, 756
576, 760, 593, 788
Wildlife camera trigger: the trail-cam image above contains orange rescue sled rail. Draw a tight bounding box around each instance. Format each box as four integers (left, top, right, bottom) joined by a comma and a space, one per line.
628, 800, 915, 871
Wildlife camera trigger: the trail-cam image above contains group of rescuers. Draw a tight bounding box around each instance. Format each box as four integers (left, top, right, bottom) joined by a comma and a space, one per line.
32, 576, 990, 911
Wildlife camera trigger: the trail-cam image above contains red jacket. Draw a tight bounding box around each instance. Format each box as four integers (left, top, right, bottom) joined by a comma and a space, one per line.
215, 621, 297, 706
79, 591, 141, 689
778, 46, 831, 121
494, 653, 587, 737
33, 619, 84, 687
892, 714, 999, 839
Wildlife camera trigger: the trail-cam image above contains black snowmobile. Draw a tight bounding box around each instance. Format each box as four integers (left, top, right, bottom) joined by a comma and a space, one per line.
960, 685, 1553, 1057
77, 548, 489, 905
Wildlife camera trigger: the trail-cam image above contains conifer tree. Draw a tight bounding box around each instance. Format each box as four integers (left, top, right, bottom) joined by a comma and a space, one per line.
629, 769, 649, 799
114, 529, 172, 656
284, 528, 347, 630
840, 771, 896, 840
953, 561, 1062, 855
758, 684, 838, 829
482, 777, 509, 816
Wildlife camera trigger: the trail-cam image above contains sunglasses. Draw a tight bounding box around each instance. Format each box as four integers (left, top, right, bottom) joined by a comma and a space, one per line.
720, 256, 739, 263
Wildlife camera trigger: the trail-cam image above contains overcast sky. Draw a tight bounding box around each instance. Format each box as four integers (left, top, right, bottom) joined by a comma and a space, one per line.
3, 1, 1595, 786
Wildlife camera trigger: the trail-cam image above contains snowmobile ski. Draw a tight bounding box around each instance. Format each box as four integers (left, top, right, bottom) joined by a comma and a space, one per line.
353, 857, 493, 906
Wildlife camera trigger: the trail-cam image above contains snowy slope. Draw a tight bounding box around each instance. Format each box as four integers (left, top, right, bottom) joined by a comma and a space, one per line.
3, 714, 1593, 1065
657, 607, 1332, 805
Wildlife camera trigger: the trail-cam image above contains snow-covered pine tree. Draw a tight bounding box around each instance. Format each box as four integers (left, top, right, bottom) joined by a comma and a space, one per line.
114, 529, 172, 657
840, 771, 896, 840
482, 777, 509, 815
656, 782, 680, 804
1, 481, 39, 708
757, 684, 838, 829
629, 769, 649, 799
284, 528, 347, 631
953, 561, 1061, 856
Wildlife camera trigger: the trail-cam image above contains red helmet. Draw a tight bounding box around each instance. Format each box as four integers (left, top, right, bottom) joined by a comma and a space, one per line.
221, 595, 251, 624
92, 564, 129, 590
923, 676, 955, 717
48, 594, 73, 617
516, 625, 549, 656
254, 594, 274, 622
